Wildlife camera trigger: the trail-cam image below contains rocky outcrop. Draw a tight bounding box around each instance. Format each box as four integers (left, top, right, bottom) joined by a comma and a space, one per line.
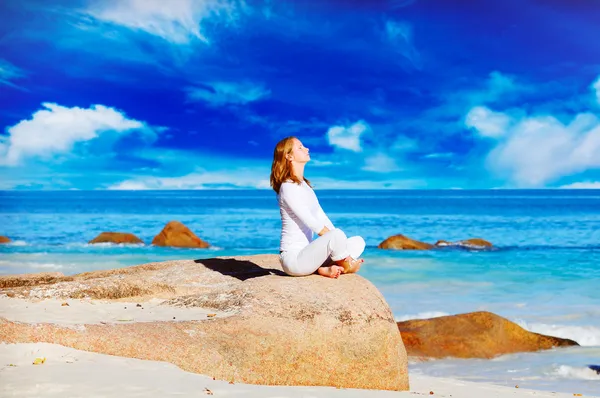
151, 221, 210, 248
0, 254, 408, 391
378, 234, 433, 250
379, 234, 493, 250
0, 236, 11, 244
89, 232, 144, 245
397, 311, 578, 359
0, 272, 70, 290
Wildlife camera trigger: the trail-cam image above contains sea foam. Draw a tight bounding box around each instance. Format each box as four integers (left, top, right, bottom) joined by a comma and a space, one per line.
517, 321, 600, 346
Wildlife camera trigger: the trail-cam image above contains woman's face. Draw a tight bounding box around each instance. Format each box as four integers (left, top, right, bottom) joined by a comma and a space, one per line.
289, 139, 310, 163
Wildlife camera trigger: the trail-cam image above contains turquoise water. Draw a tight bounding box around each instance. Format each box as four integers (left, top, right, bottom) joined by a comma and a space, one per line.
1, 190, 599, 395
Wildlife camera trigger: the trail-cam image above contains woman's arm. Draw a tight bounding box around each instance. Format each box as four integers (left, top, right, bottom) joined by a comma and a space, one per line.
317, 205, 335, 230
280, 184, 326, 234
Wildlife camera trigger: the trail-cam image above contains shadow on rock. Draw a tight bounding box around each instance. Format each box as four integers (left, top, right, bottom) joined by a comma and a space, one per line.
195, 257, 287, 281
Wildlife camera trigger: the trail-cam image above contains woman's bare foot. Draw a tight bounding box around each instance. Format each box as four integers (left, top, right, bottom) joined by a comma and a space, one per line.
317, 265, 344, 279
335, 257, 364, 274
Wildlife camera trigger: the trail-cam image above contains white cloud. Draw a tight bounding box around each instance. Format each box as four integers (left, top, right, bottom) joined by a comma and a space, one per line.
362, 153, 401, 173
309, 176, 425, 190
185, 81, 270, 106
84, 0, 245, 44
593, 76, 600, 105
465, 106, 512, 138
0, 103, 147, 166
560, 181, 600, 189
469, 108, 600, 187
423, 152, 453, 159
108, 169, 270, 190
0, 59, 25, 89
464, 75, 600, 187
309, 159, 335, 167
385, 20, 421, 69
326, 120, 369, 152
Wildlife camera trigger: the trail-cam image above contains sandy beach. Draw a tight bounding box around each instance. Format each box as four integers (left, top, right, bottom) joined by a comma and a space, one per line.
1, 296, 597, 398
1, 341, 592, 398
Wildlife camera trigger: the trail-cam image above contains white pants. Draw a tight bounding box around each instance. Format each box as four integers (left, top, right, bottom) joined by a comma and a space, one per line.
280, 229, 366, 276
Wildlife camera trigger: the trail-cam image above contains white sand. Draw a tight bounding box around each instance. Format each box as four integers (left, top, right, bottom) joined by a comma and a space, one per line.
0, 297, 596, 397
0, 343, 590, 398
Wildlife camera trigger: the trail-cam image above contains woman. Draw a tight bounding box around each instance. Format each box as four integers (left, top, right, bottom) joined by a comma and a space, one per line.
270, 136, 365, 278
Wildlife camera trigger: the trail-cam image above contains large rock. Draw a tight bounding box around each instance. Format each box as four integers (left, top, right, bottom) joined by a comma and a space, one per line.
435, 238, 493, 249
378, 234, 433, 250
458, 238, 493, 248
151, 221, 210, 248
0, 272, 69, 290
0, 255, 408, 391
89, 232, 144, 245
397, 311, 578, 359
0, 236, 11, 244
378, 234, 493, 251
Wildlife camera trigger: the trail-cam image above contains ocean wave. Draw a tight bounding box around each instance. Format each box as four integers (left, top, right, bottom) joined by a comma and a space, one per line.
65, 242, 146, 248
0, 240, 28, 247
549, 365, 600, 380
0, 260, 64, 270
517, 321, 600, 346
395, 311, 449, 322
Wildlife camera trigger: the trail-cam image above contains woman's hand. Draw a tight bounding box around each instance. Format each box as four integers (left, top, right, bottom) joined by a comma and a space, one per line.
318, 226, 331, 236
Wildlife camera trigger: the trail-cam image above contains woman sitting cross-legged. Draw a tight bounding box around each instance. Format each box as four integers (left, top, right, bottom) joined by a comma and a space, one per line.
270, 136, 365, 279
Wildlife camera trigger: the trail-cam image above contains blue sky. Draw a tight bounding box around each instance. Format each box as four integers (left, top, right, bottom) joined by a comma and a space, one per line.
1, 0, 600, 190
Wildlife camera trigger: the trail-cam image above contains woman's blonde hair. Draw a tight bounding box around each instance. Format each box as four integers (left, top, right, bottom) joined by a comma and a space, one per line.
270, 136, 311, 194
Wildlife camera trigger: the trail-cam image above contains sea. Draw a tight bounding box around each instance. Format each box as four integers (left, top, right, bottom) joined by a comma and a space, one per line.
1, 189, 599, 395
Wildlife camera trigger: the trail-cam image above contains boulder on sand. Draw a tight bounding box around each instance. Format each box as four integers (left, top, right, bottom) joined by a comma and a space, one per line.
151, 221, 210, 248
397, 311, 578, 359
0, 254, 408, 391
89, 232, 143, 245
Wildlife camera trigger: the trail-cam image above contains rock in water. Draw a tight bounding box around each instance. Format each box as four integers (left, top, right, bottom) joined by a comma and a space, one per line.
434, 238, 493, 249
378, 234, 433, 250
151, 221, 210, 248
456, 238, 493, 248
397, 311, 578, 359
89, 232, 144, 245
0, 254, 408, 391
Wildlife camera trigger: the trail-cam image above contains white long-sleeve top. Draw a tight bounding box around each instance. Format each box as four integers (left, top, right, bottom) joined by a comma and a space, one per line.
278, 180, 335, 252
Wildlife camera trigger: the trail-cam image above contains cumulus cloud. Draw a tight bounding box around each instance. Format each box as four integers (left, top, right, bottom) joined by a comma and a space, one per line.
362, 153, 401, 173
84, 0, 245, 44
185, 81, 270, 106
466, 77, 600, 187
326, 120, 369, 152
108, 169, 270, 190
465, 106, 512, 138
0, 59, 25, 89
0, 103, 148, 166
